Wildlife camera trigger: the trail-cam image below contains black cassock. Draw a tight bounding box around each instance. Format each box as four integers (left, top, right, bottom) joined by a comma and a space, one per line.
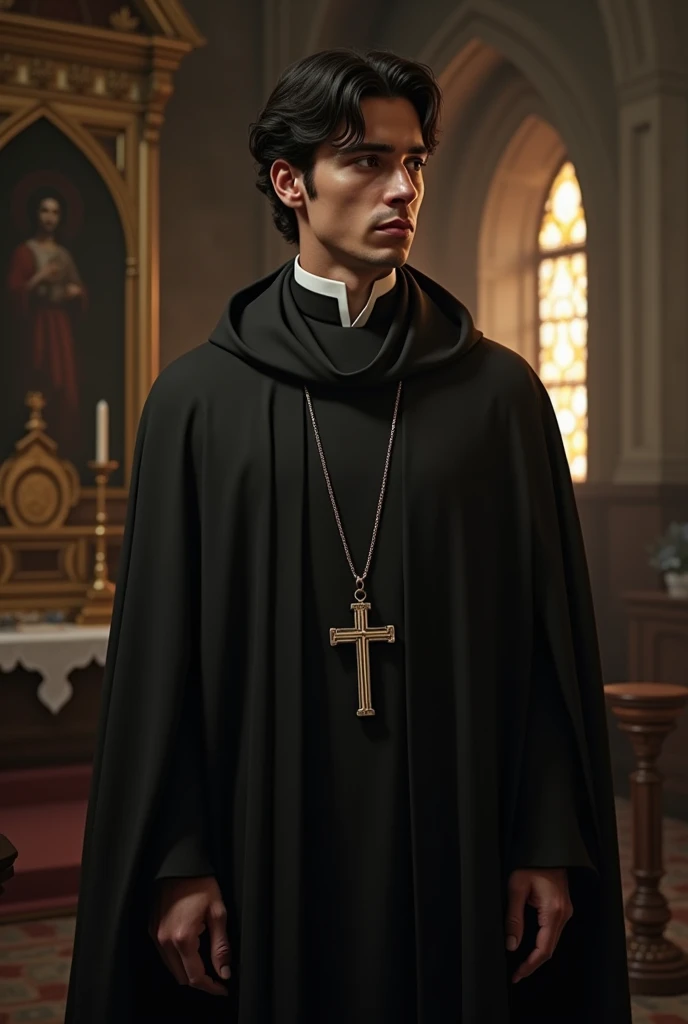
64, 259, 631, 1023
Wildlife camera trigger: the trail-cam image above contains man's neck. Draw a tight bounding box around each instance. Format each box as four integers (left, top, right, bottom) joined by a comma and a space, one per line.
295, 252, 396, 327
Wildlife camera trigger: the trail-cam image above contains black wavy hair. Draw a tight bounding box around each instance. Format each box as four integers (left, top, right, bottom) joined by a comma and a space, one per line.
248, 48, 443, 245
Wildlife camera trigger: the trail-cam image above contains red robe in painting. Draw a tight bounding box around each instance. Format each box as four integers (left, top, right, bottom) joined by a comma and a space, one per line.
6, 240, 87, 449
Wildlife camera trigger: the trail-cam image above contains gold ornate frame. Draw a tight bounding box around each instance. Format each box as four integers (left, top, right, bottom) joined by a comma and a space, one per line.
0, 0, 205, 496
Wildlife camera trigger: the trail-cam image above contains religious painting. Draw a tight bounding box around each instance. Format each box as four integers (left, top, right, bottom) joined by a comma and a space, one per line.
0, 116, 126, 487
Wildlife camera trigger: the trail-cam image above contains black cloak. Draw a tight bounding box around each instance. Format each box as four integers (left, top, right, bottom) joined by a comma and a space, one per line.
64, 258, 631, 1023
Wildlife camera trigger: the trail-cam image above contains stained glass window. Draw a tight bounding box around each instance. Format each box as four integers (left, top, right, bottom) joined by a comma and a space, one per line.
538, 161, 588, 482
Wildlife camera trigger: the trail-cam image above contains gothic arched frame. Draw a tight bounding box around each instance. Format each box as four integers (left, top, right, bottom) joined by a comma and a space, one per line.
0, 2, 204, 495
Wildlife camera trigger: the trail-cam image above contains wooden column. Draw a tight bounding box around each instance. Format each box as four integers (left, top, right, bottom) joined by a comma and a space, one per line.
605, 682, 688, 994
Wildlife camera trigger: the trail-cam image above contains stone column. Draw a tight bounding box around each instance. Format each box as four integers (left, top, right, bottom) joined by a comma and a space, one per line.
609, 1, 688, 483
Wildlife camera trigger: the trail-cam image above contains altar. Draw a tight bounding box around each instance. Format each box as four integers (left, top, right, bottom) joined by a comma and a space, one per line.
0, 397, 119, 920
0, 0, 199, 916
0, 623, 112, 921
0, 624, 109, 715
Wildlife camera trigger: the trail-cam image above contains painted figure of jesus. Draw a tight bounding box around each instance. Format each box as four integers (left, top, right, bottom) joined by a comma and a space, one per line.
6, 193, 86, 448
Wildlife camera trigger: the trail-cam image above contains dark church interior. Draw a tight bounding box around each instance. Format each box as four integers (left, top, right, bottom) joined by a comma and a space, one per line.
1, 0, 688, 1020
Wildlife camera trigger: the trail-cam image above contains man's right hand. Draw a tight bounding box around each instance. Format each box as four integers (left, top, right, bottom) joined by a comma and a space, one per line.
148, 875, 231, 997
38, 262, 61, 282
29, 263, 60, 289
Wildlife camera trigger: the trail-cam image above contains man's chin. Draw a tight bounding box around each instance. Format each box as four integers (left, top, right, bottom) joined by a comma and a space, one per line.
361, 246, 409, 268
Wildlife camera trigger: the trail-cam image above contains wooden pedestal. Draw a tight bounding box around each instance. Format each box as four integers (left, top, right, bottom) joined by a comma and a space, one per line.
605, 682, 688, 995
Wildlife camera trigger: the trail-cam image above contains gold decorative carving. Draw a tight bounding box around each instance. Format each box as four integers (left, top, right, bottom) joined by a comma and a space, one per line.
0, 54, 137, 100
67, 62, 95, 94
142, 68, 174, 143
63, 539, 84, 582
76, 459, 119, 624
147, 68, 174, 108
16, 472, 61, 526
0, 395, 124, 616
0, 53, 16, 84
30, 58, 55, 89
0, 544, 13, 585
105, 70, 133, 100
110, 5, 140, 32
143, 0, 205, 46
0, 394, 80, 531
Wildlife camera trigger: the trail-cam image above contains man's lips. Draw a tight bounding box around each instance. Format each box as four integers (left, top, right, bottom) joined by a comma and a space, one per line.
376, 220, 412, 230
375, 222, 413, 240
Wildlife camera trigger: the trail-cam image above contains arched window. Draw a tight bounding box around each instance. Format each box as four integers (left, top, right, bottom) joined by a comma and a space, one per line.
537, 161, 588, 482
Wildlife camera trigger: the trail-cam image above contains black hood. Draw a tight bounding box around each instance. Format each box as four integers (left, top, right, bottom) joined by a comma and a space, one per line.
208, 257, 482, 388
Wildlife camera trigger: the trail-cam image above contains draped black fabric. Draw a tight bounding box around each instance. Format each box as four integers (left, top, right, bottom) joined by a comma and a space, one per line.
64, 258, 631, 1023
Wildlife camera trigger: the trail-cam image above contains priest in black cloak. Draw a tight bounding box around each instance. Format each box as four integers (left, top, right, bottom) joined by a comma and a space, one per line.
64, 47, 632, 1024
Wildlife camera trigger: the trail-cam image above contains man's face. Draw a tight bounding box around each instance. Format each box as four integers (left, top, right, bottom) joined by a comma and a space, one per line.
278, 95, 427, 275
37, 198, 61, 235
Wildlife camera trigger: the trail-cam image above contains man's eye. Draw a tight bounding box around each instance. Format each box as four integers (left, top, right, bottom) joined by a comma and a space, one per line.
356, 156, 427, 170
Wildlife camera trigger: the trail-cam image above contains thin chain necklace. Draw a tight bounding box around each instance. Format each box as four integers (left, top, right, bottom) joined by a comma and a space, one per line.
304, 380, 403, 716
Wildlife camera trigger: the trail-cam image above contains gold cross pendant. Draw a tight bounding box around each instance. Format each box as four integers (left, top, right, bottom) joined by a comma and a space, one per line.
330, 601, 395, 716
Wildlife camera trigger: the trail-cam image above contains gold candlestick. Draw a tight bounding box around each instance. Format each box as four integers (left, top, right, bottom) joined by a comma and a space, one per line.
76, 459, 119, 625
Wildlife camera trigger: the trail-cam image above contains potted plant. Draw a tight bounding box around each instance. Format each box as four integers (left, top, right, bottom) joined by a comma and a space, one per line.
648, 521, 688, 598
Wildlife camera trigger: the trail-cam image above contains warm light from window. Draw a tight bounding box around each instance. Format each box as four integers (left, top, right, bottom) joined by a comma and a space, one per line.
538, 162, 588, 482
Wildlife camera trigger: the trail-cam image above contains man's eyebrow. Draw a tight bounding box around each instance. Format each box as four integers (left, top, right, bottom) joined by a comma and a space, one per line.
334, 142, 429, 156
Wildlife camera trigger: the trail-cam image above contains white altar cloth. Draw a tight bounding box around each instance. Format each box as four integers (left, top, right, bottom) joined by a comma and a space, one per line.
0, 625, 109, 715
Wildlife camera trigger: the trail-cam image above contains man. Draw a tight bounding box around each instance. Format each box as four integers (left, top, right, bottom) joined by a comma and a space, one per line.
6, 191, 86, 451
65, 48, 631, 1023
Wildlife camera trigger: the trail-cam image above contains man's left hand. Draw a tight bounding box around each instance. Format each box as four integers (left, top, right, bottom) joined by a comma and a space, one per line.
505, 867, 573, 983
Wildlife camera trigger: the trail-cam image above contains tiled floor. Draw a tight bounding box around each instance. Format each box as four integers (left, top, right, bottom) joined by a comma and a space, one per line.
1, 797, 688, 1022
617, 797, 688, 1024
0, 915, 74, 1023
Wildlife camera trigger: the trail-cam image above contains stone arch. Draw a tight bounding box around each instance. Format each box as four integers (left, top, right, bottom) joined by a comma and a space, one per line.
418, 0, 614, 211
411, 2, 619, 481
596, 0, 652, 83
597, 0, 686, 84
477, 114, 566, 366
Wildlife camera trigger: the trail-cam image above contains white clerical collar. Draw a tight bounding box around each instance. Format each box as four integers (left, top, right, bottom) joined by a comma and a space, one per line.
293, 253, 396, 328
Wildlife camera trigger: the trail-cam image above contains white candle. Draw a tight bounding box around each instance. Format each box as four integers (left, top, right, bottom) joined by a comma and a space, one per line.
96, 400, 109, 463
